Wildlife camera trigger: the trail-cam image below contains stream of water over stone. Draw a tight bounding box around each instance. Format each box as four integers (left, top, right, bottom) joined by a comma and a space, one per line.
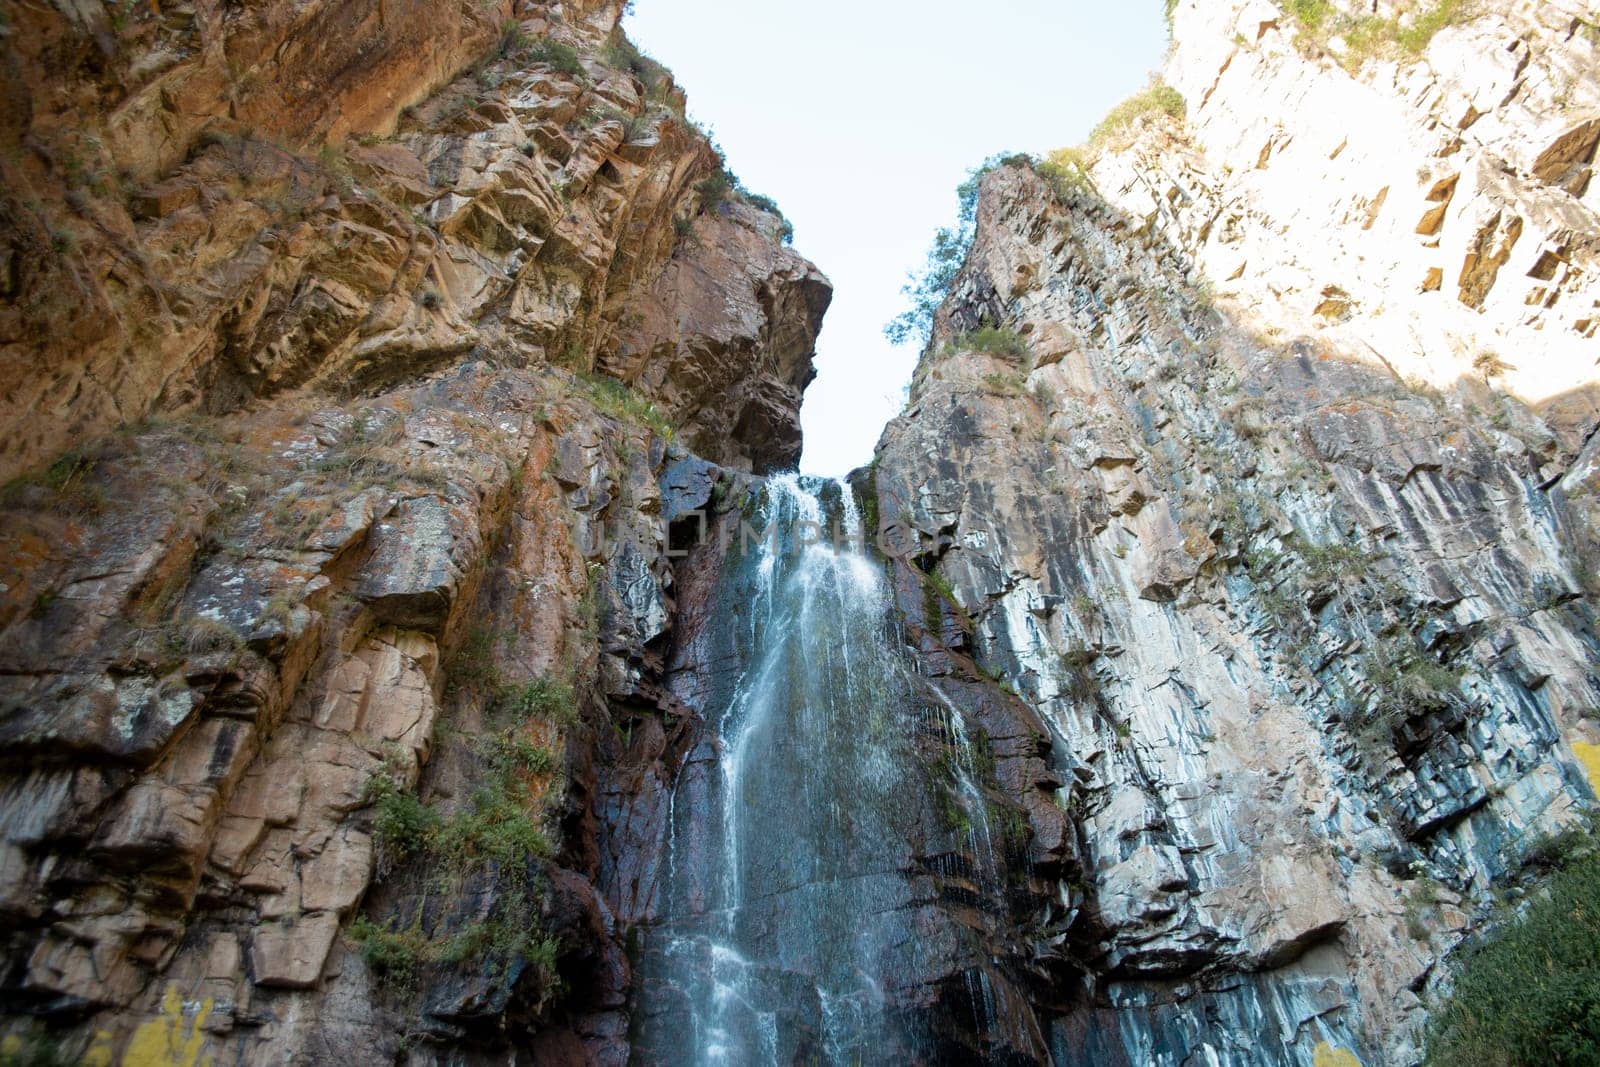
634, 474, 961, 1063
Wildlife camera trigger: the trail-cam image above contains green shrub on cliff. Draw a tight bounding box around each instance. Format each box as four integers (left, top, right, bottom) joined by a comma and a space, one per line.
695, 170, 733, 209
1349, 635, 1461, 758
1026, 82, 1183, 208
444, 624, 505, 697
1087, 79, 1186, 151
353, 730, 563, 999
739, 191, 795, 243
690, 165, 792, 239
347, 915, 427, 989
602, 30, 669, 90
498, 20, 530, 58
886, 155, 1022, 347
1036, 148, 1092, 198
578, 372, 675, 441
499, 676, 577, 726
366, 776, 436, 860
981, 371, 1028, 397
1286, 0, 1334, 30
1425, 851, 1600, 1065
1281, 0, 1471, 70
526, 38, 584, 79
955, 326, 1030, 360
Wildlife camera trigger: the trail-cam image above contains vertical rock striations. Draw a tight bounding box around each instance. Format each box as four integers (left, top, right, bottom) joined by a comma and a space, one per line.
871, 2, 1600, 1063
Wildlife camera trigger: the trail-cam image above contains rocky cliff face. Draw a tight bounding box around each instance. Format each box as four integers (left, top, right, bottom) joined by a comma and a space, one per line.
0, 0, 826, 478
870, 2, 1600, 1063
4, 0, 1599, 1064
1159, 0, 1600, 442
0, 1, 827, 1062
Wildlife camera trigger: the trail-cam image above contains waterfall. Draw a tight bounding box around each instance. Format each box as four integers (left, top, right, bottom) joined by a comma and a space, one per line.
636, 474, 933, 1064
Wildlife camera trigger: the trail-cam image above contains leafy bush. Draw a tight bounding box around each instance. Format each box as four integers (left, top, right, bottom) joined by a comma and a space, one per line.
347, 915, 427, 989
1036, 147, 1092, 199
485, 733, 558, 776
1286, 0, 1333, 30
354, 722, 564, 996
365, 730, 554, 868
1425, 851, 1600, 1065
981, 371, 1027, 397
1394, 0, 1467, 51
1282, 0, 1471, 70
526, 39, 584, 79
885, 154, 1024, 348
694, 170, 733, 210
498, 20, 529, 58
1350, 635, 1461, 755
1522, 825, 1594, 872
950, 326, 1029, 360
435, 917, 562, 991
445, 625, 506, 696
1059, 640, 1102, 706
1088, 79, 1186, 151
578, 372, 675, 440
602, 31, 669, 90
366, 776, 436, 860
740, 191, 794, 243
1026, 81, 1182, 207
1295, 535, 1374, 585
350, 905, 562, 1002
917, 564, 974, 633
498, 677, 577, 725
441, 778, 553, 865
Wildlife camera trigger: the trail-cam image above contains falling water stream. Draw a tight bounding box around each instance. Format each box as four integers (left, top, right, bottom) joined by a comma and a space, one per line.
634, 474, 998, 1063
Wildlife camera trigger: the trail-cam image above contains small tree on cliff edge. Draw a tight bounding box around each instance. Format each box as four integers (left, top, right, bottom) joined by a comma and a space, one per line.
884, 153, 1031, 349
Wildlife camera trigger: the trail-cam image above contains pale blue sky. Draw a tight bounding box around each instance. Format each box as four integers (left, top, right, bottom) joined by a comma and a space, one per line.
626, 1, 1168, 475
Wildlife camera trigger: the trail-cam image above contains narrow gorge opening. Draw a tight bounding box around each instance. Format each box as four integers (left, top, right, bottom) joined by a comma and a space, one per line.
1, 1, 1598, 1066
622, 0, 1169, 477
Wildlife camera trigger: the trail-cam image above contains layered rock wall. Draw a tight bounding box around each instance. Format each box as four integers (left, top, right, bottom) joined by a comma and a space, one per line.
0, 0, 823, 478
0, 2, 828, 1061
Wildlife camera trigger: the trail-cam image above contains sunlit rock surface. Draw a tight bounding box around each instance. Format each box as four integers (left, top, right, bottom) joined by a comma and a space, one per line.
870, 2, 1600, 1059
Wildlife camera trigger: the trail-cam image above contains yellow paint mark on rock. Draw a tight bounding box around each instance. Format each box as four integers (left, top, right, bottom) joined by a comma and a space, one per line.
84, 1030, 116, 1067
1572, 740, 1600, 794
1313, 1042, 1362, 1067
122, 984, 212, 1067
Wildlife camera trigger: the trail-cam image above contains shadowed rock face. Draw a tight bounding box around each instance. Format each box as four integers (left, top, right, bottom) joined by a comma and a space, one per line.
0, 1, 828, 1062
608, 213, 832, 473
612, 477, 1078, 1065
